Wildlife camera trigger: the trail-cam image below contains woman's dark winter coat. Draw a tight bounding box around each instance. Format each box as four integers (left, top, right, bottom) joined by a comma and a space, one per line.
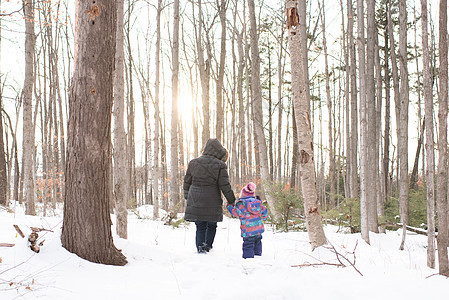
183, 139, 236, 222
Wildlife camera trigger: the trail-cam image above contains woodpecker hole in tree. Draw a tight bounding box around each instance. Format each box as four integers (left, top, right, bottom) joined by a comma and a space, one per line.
286, 7, 299, 29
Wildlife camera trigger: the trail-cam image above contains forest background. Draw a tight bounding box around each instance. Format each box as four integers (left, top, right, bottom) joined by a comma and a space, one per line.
0, 0, 448, 274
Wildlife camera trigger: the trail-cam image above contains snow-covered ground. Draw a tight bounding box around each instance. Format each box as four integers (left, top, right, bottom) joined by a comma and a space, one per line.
1, 203, 448, 300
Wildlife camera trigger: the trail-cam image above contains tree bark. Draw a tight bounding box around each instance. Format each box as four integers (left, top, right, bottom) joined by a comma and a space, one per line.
153, 0, 162, 220
215, 0, 226, 142
357, 0, 369, 243
248, 0, 273, 205
348, 0, 358, 199
366, 0, 378, 233
437, 0, 449, 276
421, 0, 436, 269
61, 0, 127, 266
398, 0, 410, 251
319, 0, 335, 208
287, 0, 327, 250
113, 0, 128, 239
170, 0, 180, 209
23, 0, 36, 215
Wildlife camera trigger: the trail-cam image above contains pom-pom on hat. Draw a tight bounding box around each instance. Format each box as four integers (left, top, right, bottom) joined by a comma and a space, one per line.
240, 182, 256, 198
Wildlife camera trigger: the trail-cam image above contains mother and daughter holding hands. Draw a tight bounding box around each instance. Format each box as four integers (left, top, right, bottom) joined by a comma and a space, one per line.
183, 138, 268, 259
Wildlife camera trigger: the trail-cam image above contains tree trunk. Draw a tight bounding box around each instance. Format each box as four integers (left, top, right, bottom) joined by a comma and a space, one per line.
113, 0, 128, 239
319, 0, 335, 208
436, 0, 449, 276
287, 0, 327, 250
383, 9, 391, 214
366, 0, 378, 233
0, 75, 6, 207
23, 0, 36, 215
153, 0, 162, 219
339, 0, 350, 200
375, 29, 384, 232
357, 0, 369, 243
277, 28, 285, 182
248, 0, 273, 205
348, 0, 358, 199
61, 0, 127, 266
194, 0, 211, 146
170, 0, 180, 210
421, 0, 435, 269
398, 0, 410, 250
215, 0, 226, 142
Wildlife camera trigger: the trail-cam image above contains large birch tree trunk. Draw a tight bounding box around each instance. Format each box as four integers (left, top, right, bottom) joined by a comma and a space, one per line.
286, 0, 326, 250
61, 0, 127, 266
113, 0, 128, 239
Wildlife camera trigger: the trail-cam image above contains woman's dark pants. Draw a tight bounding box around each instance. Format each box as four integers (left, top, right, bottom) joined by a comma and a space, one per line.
195, 221, 217, 253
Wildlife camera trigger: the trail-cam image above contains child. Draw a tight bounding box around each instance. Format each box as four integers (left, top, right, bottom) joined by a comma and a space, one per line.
227, 182, 268, 259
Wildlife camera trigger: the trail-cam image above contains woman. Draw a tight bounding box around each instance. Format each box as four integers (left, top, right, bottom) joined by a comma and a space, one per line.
183, 138, 235, 253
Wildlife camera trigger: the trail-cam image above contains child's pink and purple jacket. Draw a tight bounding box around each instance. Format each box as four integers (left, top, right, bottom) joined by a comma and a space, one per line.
227, 196, 268, 237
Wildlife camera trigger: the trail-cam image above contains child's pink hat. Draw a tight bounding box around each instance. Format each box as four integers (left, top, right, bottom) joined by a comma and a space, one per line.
240, 182, 256, 198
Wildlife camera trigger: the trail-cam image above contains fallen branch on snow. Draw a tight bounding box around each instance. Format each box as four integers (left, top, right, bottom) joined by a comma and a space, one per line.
292, 240, 363, 276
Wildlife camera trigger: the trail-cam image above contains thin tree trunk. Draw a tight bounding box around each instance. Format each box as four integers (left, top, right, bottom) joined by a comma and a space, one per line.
61, 0, 127, 266
248, 0, 273, 206
287, 0, 326, 250
357, 0, 369, 243
23, 0, 36, 215
421, 0, 435, 269
114, 0, 128, 239
383, 5, 391, 222
398, 0, 410, 250
170, 0, 180, 209
339, 0, 350, 200
215, 0, 226, 142
153, 0, 162, 219
348, 0, 358, 199
366, 0, 378, 233
436, 0, 449, 276
319, 0, 335, 208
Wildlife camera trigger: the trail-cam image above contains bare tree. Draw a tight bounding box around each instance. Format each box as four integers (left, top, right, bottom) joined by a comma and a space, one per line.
23, 0, 36, 215
357, 0, 369, 243
436, 0, 449, 276
215, 0, 227, 141
248, 0, 273, 206
61, 0, 127, 266
170, 0, 180, 209
286, 0, 327, 250
319, 0, 335, 208
0, 15, 6, 206
114, 0, 128, 239
348, 0, 358, 199
398, 0, 410, 250
153, 0, 163, 220
366, 0, 378, 233
421, 0, 435, 269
